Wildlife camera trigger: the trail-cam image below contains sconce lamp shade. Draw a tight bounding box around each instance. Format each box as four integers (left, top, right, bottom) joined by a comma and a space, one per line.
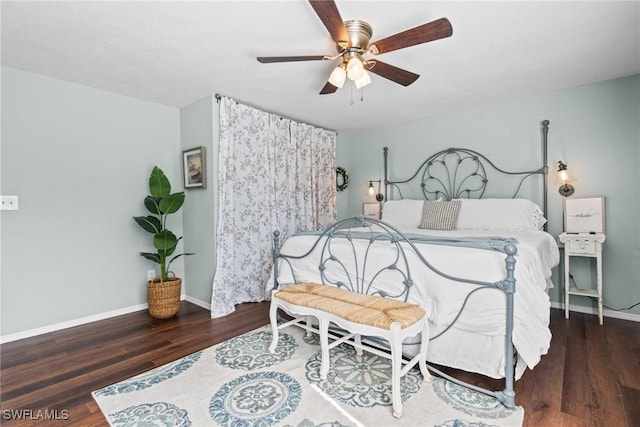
554, 163, 576, 185
555, 161, 576, 197
328, 66, 346, 88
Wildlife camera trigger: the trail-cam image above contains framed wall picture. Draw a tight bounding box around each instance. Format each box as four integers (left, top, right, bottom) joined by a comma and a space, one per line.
363, 203, 381, 220
563, 196, 605, 233
182, 146, 206, 189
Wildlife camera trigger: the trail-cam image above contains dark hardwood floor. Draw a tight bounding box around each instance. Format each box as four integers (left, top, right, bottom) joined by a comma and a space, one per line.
1, 302, 638, 426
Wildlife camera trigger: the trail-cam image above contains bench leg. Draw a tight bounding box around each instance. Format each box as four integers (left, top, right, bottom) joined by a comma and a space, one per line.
319, 316, 330, 380
305, 316, 313, 336
390, 323, 403, 418
268, 301, 280, 354
354, 334, 363, 356
419, 321, 432, 383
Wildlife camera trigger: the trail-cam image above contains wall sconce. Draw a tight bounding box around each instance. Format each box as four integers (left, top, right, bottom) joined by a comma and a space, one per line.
368, 180, 384, 202
554, 161, 576, 197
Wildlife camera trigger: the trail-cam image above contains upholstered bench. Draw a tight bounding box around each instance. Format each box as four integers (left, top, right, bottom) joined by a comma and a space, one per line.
269, 282, 431, 418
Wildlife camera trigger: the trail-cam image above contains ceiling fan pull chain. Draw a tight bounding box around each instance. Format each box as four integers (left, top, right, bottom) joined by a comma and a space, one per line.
360, 87, 365, 102
350, 83, 355, 105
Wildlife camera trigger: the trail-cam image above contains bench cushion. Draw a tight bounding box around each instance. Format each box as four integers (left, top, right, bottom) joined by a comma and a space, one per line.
274, 283, 425, 330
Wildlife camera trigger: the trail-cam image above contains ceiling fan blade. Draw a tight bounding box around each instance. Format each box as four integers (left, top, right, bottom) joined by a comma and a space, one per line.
368, 18, 452, 55
309, 0, 349, 45
319, 82, 339, 95
367, 60, 420, 86
257, 55, 327, 63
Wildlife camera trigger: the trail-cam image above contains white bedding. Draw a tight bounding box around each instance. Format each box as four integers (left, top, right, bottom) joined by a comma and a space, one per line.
266, 226, 559, 379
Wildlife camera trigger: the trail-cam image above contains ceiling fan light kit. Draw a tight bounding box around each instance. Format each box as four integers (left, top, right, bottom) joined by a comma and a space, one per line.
257, 0, 453, 96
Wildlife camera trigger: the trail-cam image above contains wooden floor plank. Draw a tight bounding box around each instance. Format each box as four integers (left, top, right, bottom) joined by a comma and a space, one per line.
1, 303, 638, 426
562, 315, 593, 420
620, 384, 640, 427
606, 317, 640, 389
527, 336, 565, 411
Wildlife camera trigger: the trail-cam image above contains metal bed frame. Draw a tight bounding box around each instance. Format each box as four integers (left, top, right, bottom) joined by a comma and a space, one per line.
272, 120, 550, 408
384, 120, 550, 224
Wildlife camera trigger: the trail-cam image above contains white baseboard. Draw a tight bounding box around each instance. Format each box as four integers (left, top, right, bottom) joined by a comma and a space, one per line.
1, 302, 148, 344
184, 295, 211, 310
550, 301, 640, 323
0, 294, 215, 344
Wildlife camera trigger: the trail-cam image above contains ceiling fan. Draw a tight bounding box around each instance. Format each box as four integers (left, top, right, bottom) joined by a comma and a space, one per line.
257, 0, 453, 95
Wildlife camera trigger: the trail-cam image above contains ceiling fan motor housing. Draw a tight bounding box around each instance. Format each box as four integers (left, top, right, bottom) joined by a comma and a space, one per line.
342, 20, 372, 52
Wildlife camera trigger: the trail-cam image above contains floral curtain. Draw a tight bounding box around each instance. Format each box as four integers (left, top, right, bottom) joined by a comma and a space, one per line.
211, 97, 336, 317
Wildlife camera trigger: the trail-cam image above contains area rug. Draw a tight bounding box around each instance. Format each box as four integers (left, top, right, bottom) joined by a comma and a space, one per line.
93, 325, 523, 427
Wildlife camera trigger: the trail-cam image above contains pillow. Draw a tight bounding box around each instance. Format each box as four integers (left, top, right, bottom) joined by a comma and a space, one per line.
381, 199, 425, 229
418, 200, 461, 230
455, 198, 547, 231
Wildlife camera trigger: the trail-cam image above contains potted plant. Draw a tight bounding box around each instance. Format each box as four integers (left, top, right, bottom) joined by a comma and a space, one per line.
133, 166, 194, 319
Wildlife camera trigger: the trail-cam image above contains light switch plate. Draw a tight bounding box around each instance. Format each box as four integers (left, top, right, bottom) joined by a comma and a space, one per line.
1, 195, 19, 211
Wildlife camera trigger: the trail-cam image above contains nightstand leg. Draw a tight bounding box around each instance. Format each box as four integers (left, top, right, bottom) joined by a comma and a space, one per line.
564, 252, 570, 319
597, 245, 603, 325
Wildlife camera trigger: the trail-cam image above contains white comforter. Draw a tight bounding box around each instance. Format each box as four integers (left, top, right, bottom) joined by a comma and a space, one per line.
266, 227, 559, 379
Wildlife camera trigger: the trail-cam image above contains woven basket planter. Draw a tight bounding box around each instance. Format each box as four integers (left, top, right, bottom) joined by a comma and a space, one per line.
147, 278, 182, 319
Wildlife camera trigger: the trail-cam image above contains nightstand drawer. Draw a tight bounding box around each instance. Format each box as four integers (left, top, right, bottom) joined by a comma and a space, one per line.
567, 239, 596, 255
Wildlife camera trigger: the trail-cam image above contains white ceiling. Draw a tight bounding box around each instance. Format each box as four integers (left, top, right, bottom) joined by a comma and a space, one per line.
2, 1, 639, 131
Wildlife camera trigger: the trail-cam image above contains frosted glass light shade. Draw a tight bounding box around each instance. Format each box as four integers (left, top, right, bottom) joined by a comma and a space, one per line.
328, 66, 346, 88
554, 169, 576, 184
354, 70, 372, 89
346, 57, 365, 80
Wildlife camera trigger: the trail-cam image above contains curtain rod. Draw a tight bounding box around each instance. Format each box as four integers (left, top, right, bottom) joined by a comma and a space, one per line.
213, 93, 337, 135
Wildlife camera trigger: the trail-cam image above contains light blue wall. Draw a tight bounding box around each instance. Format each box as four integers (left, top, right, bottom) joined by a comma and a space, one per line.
1, 67, 182, 336
335, 130, 350, 219
336, 75, 640, 316
2, 67, 636, 338
179, 95, 217, 305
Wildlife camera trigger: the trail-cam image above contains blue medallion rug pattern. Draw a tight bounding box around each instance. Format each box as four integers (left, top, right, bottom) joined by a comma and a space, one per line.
93, 326, 524, 426
94, 352, 203, 397
209, 371, 301, 425
305, 343, 423, 408
215, 329, 297, 370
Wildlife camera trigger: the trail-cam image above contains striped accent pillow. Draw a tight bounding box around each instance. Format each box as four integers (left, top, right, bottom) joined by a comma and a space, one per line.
419, 200, 462, 230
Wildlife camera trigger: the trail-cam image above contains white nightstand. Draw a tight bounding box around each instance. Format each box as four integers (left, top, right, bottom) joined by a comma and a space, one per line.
558, 232, 606, 324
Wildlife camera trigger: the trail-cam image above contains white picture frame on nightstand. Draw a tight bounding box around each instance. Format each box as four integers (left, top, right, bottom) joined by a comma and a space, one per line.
563, 196, 605, 233
363, 203, 381, 220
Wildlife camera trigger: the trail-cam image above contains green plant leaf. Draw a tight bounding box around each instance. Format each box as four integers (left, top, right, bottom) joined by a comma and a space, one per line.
166, 252, 195, 271
159, 192, 185, 214
144, 196, 161, 215
169, 252, 195, 264
149, 166, 171, 198
140, 252, 161, 263
154, 229, 178, 251
133, 216, 162, 233
159, 244, 176, 257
